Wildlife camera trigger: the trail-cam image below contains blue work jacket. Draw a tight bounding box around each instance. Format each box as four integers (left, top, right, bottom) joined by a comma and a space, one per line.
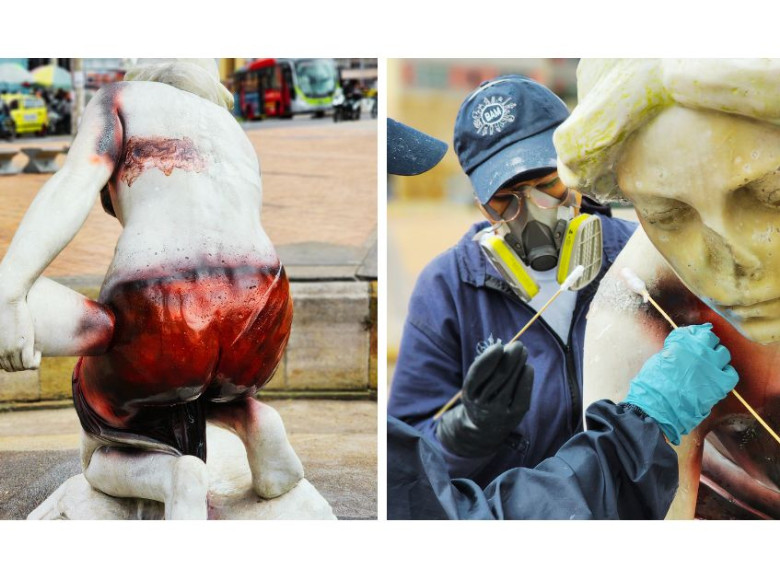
387, 401, 678, 520
388, 214, 637, 486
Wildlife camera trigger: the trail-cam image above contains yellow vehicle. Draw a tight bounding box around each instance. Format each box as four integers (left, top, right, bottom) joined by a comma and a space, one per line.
1, 93, 49, 136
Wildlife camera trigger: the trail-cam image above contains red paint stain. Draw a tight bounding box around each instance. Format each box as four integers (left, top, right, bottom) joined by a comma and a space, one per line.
72, 262, 292, 460
647, 278, 780, 418
641, 276, 780, 518
75, 299, 115, 356
118, 136, 206, 187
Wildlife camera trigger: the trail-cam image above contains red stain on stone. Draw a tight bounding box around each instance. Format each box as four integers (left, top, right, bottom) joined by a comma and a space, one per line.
118, 136, 206, 187
639, 276, 780, 518
75, 299, 115, 356
72, 262, 292, 460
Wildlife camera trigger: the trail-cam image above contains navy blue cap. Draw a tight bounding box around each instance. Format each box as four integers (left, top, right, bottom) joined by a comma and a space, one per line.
454, 75, 570, 204
388, 118, 448, 176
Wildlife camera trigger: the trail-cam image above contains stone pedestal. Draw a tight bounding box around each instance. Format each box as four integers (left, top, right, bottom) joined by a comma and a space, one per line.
28, 424, 336, 520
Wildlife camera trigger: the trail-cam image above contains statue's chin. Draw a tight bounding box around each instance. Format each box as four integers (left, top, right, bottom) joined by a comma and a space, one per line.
699, 296, 780, 345
724, 315, 780, 346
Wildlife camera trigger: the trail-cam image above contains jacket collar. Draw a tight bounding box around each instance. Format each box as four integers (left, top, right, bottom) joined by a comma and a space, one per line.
455, 221, 493, 288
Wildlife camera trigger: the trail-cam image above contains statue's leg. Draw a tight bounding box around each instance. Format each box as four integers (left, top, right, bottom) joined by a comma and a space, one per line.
81, 434, 209, 520
28, 277, 114, 356
208, 398, 304, 499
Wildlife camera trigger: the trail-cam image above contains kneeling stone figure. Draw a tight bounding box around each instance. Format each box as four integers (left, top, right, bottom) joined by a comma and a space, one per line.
0, 59, 333, 519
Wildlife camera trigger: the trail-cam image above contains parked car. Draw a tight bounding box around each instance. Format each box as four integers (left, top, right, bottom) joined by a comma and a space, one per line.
1, 93, 49, 136
0, 101, 15, 141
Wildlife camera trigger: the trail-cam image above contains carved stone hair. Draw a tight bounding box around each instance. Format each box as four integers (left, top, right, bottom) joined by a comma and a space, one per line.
553, 59, 780, 201
124, 58, 234, 111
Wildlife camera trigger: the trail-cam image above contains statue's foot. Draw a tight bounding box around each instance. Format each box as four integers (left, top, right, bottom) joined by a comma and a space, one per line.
32, 426, 336, 519
167, 455, 209, 519
247, 402, 304, 499
83, 445, 209, 520
207, 397, 305, 499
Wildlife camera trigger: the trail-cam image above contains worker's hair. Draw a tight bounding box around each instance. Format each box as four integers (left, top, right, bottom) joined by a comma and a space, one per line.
553, 59, 780, 202
124, 59, 234, 111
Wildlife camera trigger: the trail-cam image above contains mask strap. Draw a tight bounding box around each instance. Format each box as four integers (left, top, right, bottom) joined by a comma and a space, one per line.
571, 189, 583, 216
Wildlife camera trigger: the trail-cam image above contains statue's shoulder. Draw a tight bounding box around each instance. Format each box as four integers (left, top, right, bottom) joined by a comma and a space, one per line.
615, 227, 670, 277
590, 226, 678, 313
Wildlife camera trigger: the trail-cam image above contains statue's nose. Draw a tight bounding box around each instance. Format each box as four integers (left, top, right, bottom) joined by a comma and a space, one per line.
701, 224, 763, 281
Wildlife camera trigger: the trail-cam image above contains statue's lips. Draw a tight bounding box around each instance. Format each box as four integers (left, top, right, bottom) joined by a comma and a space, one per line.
719, 296, 780, 319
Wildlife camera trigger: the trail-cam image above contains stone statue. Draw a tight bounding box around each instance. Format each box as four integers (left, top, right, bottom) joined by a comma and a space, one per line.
554, 59, 780, 519
0, 59, 314, 519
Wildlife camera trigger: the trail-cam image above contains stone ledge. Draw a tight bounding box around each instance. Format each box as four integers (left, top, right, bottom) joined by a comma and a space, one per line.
285, 281, 370, 390
0, 400, 75, 413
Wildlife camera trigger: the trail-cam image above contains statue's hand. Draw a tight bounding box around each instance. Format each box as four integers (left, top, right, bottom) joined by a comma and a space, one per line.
0, 296, 41, 372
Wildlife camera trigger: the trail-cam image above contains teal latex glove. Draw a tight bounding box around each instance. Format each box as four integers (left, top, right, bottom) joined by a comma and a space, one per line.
623, 323, 738, 445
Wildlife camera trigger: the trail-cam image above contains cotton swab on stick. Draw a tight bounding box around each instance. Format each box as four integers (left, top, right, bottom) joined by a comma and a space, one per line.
620, 267, 780, 447
432, 266, 585, 421
508, 265, 585, 344
620, 267, 678, 329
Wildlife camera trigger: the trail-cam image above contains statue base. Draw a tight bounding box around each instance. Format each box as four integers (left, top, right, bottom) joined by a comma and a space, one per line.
27, 424, 336, 520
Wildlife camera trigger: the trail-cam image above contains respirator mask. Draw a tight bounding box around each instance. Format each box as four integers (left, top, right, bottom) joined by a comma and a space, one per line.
476, 182, 602, 301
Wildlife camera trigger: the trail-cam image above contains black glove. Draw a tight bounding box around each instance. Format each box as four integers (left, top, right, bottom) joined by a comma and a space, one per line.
436, 341, 534, 457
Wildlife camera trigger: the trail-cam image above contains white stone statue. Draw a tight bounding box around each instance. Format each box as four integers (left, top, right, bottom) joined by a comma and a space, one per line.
0, 59, 321, 519
555, 59, 780, 519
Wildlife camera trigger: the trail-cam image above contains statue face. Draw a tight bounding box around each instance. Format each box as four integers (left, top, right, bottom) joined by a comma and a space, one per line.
618, 106, 780, 344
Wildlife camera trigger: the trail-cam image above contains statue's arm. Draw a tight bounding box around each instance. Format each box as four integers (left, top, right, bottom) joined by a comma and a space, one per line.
583, 228, 705, 518
582, 229, 667, 410
0, 88, 122, 371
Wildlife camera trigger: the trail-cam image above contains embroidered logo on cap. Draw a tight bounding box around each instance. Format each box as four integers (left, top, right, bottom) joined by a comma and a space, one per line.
472, 96, 516, 137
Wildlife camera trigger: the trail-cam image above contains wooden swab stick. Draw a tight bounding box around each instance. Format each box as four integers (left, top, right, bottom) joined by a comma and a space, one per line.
432, 266, 585, 421
731, 390, 780, 446
620, 267, 780, 447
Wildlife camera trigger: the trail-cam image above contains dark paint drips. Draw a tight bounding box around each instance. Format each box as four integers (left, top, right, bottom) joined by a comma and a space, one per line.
95, 83, 125, 164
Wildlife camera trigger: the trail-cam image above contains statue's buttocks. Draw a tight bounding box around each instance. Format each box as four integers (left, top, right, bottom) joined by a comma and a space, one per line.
75, 261, 292, 460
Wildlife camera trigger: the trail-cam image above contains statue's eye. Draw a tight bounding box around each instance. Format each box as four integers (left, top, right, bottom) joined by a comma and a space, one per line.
745, 171, 780, 209
638, 199, 695, 230
755, 188, 780, 208
734, 170, 780, 209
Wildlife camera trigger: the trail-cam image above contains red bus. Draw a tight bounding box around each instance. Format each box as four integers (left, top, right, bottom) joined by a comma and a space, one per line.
234, 58, 339, 120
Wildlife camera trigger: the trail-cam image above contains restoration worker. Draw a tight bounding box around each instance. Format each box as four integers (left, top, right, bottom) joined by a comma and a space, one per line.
389, 75, 638, 484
